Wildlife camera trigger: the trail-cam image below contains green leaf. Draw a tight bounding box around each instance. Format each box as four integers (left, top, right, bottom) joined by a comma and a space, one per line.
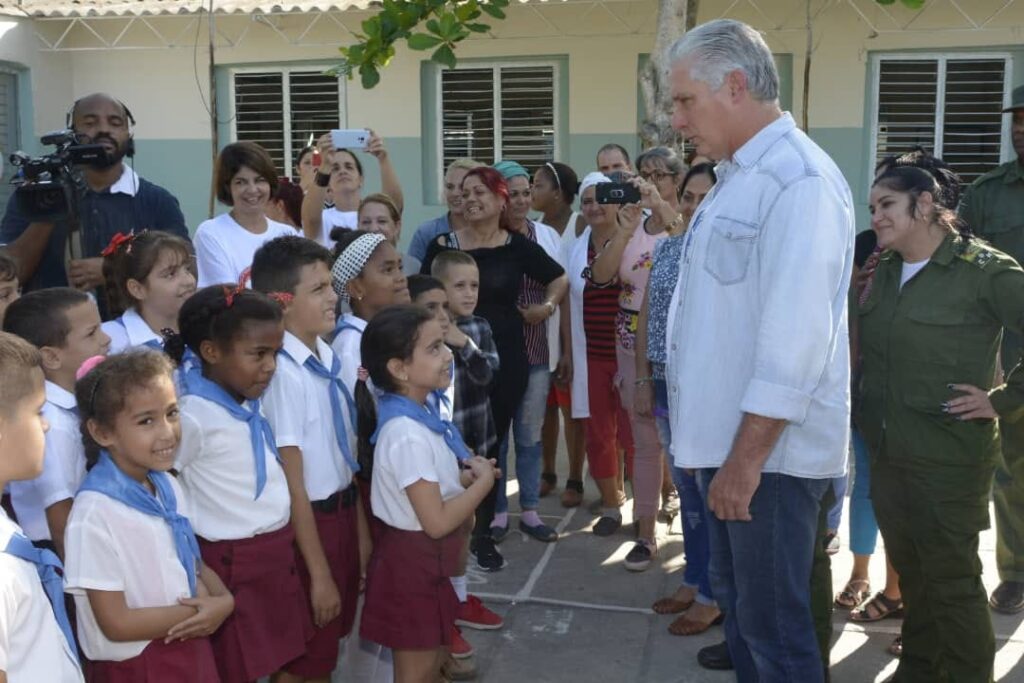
489, 0, 510, 8
480, 4, 505, 19
898, 0, 926, 8
438, 12, 458, 38
873, 0, 896, 4
360, 64, 381, 89
408, 33, 443, 50
465, 22, 490, 33
361, 18, 381, 38
426, 18, 442, 35
432, 44, 457, 69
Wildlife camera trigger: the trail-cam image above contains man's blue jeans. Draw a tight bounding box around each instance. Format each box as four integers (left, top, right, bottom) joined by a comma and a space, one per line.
698, 469, 829, 683
497, 364, 551, 513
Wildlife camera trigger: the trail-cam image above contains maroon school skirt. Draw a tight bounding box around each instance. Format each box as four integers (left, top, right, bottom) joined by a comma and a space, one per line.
360, 523, 464, 650
199, 524, 313, 683
283, 496, 361, 678
85, 638, 219, 682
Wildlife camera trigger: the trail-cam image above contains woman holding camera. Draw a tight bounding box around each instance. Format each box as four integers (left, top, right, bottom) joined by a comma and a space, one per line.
301, 130, 404, 248
585, 148, 685, 571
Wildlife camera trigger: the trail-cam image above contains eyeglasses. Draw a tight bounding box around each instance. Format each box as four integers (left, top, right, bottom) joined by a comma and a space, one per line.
640, 170, 677, 183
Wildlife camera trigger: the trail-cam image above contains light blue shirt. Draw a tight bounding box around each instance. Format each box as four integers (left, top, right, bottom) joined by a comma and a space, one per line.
665, 113, 854, 478
407, 213, 451, 263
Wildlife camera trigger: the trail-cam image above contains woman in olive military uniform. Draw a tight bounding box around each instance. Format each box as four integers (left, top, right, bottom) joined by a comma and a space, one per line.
858, 166, 1024, 683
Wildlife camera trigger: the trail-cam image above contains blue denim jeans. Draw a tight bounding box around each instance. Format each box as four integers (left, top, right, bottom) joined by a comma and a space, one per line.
848, 427, 878, 556
698, 469, 829, 683
828, 473, 847, 531
497, 364, 551, 513
654, 379, 714, 604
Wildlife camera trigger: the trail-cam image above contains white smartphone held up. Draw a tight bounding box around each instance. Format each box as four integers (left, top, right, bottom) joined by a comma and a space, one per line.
330, 128, 370, 151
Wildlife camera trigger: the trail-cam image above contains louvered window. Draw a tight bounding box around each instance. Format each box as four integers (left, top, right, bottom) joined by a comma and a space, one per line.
872, 55, 1011, 186
440, 63, 558, 172
232, 68, 342, 177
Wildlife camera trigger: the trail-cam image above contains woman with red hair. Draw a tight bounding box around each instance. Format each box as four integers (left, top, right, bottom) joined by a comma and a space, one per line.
421, 166, 568, 572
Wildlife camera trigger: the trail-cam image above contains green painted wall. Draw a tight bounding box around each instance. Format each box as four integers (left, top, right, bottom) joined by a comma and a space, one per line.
809, 126, 871, 230
133, 139, 215, 232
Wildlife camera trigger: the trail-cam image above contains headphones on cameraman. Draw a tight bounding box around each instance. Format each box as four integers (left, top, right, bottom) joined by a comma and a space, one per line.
65, 96, 136, 157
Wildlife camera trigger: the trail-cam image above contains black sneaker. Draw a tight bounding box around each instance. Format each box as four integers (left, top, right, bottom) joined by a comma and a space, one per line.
470, 536, 506, 572
592, 515, 622, 537
623, 541, 654, 572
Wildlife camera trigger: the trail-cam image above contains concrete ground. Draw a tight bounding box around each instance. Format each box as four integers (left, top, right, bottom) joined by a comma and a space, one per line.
449, 458, 1024, 683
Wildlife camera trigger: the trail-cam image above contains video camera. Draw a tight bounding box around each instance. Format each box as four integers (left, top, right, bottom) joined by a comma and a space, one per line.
8, 130, 107, 221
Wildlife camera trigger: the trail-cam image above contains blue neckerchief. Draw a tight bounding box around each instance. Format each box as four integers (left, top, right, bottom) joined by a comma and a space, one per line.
3, 532, 79, 659
182, 368, 280, 499
371, 392, 472, 461
294, 349, 360, 474
142, 338, 164, 351
79, 451, 201, 597
330, 318, 363, 344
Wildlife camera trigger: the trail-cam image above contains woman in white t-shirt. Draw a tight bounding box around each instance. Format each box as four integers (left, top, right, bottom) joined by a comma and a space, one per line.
193, 142, 295, 287
301, 130, 405, 250
356, 305, 497, 683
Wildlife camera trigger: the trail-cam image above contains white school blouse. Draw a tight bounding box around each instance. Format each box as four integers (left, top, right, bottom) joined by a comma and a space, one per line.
8, 382, 86, 541
193, 212, 296, 288
263, 332, 356, 500
175, 394, 291, 541
330, 313, 368, 398
0, 511, 83, 682
63, 481, 194, 662
101, 308, 162, 355
370, 416, 464, 531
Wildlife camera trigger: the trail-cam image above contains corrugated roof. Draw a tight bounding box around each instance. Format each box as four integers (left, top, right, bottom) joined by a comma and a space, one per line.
0, 0, 377, 17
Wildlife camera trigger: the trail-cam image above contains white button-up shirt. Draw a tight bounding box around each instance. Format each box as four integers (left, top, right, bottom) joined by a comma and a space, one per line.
665, 113, 854, 479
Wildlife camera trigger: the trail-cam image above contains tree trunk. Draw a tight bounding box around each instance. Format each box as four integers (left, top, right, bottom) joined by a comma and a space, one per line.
638, 0, 698, 151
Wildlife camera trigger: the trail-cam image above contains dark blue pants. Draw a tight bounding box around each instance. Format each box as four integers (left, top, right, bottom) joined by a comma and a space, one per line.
698, 469, 829, 683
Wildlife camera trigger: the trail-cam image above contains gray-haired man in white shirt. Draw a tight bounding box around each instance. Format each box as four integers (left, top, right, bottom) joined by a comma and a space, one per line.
664, 19, 855, 682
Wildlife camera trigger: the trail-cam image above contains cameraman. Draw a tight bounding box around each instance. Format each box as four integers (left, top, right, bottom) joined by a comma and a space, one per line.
0, 93, 188, 293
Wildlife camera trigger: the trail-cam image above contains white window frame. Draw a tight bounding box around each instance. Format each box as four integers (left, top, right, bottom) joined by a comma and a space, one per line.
434, 59, 562, 189
226, 64, 346, 170
868, 52, 1014, 190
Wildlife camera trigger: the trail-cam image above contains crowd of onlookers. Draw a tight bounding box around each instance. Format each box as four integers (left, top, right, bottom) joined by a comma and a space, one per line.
0, 16, 1022, 683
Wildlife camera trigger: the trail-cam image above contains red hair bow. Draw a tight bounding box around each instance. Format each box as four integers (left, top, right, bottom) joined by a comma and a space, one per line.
222, 284, 243, 307
101, 231, 135, 257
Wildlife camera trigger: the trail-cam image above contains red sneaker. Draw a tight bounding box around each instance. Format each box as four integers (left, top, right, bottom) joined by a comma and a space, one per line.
451, 626, 474, 659
455, 595, 504, 631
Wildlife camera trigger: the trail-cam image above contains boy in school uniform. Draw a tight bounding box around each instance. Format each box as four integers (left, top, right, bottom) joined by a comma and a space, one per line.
2, 288, 111, 558
0, 330, 84, 682
252, 236, 365, 682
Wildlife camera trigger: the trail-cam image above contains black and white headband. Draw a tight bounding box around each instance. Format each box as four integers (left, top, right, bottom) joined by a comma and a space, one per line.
330, 232, 387, 299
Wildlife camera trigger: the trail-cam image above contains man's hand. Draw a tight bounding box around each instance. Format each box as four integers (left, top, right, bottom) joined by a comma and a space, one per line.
68, 257, 104, 290
706, 458, 761, 522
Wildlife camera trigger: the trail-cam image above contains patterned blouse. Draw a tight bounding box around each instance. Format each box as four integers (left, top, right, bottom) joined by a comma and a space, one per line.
645, 233, 686, 379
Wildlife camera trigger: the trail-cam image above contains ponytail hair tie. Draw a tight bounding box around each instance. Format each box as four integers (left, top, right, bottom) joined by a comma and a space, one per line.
222, 284, 243, 307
